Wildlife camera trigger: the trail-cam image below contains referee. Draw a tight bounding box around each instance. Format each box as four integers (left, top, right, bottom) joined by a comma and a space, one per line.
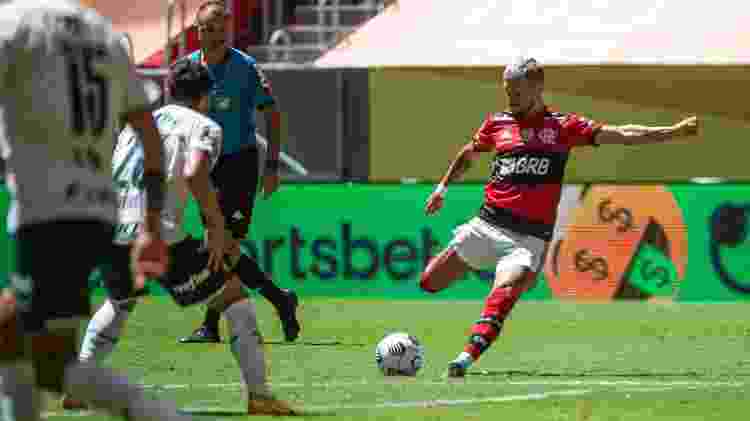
178, 0, 300, 344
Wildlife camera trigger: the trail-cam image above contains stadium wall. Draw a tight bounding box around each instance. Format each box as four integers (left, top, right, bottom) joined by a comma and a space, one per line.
256, 68, 370, 182
143, 65, 750, 184
368, 66, 750, 183
0, 184, 747, 302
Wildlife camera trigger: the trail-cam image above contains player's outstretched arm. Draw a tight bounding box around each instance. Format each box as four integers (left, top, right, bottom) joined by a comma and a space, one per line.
425, 142, 483, 216
594, 116, 700, 146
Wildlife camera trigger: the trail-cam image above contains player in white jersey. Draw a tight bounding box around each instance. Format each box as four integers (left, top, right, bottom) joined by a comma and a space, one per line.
0, 1, 180, 421
63, 59, 297, 416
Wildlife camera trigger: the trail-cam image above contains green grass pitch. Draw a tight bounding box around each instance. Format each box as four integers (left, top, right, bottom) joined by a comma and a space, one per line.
42, 297, 750, 420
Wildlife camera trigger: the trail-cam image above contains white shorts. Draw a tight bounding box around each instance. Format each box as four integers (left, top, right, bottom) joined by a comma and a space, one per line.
448, 217, 547, 273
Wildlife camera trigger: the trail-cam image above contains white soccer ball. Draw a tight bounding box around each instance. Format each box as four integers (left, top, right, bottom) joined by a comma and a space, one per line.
375, 332, 425, 376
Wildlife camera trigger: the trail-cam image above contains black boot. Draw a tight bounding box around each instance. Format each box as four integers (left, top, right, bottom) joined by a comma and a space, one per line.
179, 309, 222, 343
268, 288, 300, 342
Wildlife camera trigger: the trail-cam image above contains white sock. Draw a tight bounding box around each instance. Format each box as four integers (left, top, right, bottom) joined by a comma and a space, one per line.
0, 362, 42, 421
63, 361, 187, 421
79, 299, 133, 364
454, 352, 474, 367
222, 300, 271, 397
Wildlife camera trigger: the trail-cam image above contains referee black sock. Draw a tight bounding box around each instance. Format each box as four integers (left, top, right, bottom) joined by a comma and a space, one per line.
236, 255, 286, 310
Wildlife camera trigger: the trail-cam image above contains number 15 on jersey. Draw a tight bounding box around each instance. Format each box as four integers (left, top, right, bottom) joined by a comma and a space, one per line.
61, 40, 110, 139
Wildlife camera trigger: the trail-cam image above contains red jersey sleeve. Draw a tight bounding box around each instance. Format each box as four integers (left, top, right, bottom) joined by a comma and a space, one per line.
560, 113, 605, 148
471, 114, 497, 152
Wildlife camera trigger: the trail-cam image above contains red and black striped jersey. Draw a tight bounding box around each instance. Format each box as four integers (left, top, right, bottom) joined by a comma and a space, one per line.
471, 108, 603, 240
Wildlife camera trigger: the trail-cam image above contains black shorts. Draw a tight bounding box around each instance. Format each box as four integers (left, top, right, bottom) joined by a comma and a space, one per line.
12, 220, 119, 332
207, 146, 259, 239
103, 237, 227, 308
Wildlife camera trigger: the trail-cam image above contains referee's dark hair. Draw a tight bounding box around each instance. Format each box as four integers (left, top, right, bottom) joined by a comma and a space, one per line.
167, 59, 213, 104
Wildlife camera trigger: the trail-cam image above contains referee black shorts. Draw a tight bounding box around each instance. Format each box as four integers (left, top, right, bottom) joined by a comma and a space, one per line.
206, 145, 260, 240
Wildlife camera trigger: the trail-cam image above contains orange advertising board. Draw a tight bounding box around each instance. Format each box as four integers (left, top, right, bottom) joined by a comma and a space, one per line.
545, 186, 688, 301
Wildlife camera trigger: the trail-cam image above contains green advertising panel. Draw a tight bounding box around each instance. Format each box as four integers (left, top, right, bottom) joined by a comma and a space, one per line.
201, 183, 750, 302
0, 184, 748, 302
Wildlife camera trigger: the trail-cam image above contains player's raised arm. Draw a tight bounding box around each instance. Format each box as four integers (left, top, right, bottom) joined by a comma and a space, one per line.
440, 141, 484, 186
425, 113, 495, 216
425, 140, 485, 216
594, 116, 700, 146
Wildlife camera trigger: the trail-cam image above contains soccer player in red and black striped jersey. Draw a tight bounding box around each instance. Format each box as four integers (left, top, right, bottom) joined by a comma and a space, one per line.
420, 57, 700, 377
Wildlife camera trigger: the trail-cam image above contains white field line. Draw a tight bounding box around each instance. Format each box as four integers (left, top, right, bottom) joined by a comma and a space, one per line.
135, 378, 746, 391
274, 388, 592, 411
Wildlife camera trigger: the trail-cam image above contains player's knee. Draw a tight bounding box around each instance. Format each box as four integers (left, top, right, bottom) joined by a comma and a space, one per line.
494, 267, 537, 291
209, 274, 246, 312
419, 271, 439, 293
519, 271, 539, 292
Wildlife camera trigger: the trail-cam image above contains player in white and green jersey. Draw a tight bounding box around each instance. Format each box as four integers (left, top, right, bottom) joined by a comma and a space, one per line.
112, 96, 223, 246
64, 59, 297, 416
0, 1, 179, 421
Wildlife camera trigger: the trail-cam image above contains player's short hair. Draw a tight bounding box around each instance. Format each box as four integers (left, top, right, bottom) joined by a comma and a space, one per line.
195, 1, 227, 24
168, 59, 212, 103
503, 57, 544, 83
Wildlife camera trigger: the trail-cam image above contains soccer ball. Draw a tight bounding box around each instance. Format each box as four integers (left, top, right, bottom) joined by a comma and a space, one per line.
375, 332, 424, 376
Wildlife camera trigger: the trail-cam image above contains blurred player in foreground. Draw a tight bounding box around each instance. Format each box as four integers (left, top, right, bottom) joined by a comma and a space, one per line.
179, 0, 300, 345
0, 1, 182, 420
420, 57, 700, 377
63, 59, 296, 416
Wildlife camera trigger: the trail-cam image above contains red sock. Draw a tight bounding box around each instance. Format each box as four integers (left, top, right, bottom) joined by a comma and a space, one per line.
463, 284, 524, 360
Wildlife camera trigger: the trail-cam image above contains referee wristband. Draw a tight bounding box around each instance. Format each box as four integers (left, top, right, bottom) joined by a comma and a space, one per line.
143, 172, 166, 211
265, 160, 280, 172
